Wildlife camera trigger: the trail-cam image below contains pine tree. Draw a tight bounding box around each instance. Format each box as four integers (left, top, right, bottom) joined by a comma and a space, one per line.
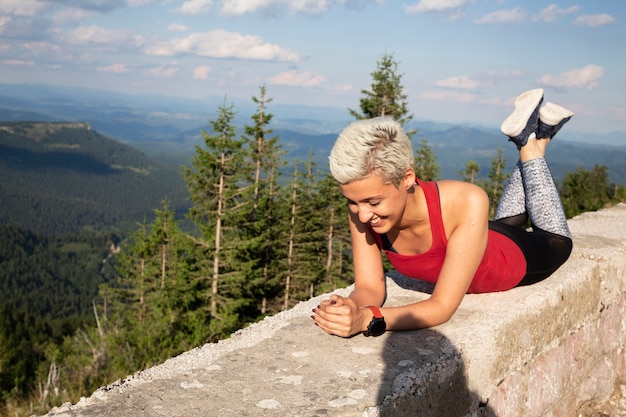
414, 139, 440, 181
315, 173, 353, 294
181, 100, 248, 340
290, 153, 327, 301
348, 52, 414, 133
284, 160, 300, 310
237, 85, 287, 317
460, 160, 481, 184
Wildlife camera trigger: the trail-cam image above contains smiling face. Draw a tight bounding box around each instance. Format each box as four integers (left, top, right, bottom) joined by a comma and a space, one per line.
340, 169, 415, 233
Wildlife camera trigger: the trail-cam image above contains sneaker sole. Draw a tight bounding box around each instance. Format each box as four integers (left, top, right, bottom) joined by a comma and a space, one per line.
500, 88, 544, 137
539, 102, 574, 126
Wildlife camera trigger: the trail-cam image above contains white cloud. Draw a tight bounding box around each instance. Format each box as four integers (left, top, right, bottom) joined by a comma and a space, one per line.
435, 75, 492, 89
97, 63, 131, 73
51, 0, 127, 12
0, 0, 49, 16
486, 69, 523, 78
64, 25, 142, 46
0, 14, 52, 39
475, 7, 525, 24
178, 0, 213, 14
50, 7, 96, 25
2, 59, 35, 66
148, 62, 180, 78
532, 4, 578, 23
334, 83, 354, 92
178, 0, 374, 16
127, 0, 157, 5
193, 65, 212, 79
167, 23, 188, 32
144, 30, 301, 62
537, 65, 604, 90
419, 90, 475, 103
573, 14, 616, 27
404, 0, 473, 14
220, 0, 348, 16
267, 69, 325, 87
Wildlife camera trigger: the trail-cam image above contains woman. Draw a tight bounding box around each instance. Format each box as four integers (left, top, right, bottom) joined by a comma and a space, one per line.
312, 88, 573, 337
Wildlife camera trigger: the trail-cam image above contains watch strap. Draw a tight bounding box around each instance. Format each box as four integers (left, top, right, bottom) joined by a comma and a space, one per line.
367, 305, 383, 318
364, 305, 386, 337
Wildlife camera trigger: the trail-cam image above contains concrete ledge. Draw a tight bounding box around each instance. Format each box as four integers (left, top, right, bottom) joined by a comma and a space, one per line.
43, 204, 626, 417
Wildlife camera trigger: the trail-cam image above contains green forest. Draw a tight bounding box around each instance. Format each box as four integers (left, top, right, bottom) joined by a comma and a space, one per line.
1, 54, 625, 417
0, 121, 190, 236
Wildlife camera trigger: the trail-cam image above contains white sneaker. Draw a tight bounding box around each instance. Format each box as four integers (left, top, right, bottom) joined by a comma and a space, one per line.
537, 102, 574, 139
500, 88, 544, 149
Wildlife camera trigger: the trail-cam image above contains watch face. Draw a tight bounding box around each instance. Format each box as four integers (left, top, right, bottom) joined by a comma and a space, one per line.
367, 318, 386, 337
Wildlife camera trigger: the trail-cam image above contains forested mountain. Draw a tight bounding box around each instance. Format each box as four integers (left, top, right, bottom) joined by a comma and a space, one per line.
0, 225, 115, 409
0, 122, 190, 236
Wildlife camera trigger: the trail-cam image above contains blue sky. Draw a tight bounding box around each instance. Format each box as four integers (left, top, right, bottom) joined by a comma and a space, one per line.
1, 0, 625, 134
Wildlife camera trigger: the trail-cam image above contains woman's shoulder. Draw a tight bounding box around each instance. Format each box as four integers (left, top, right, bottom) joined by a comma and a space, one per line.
436, 180, 489, 214
435, 179, 485, 195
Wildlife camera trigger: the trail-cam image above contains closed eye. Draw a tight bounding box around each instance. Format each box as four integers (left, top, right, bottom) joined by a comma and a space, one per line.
345, 198, 381, 207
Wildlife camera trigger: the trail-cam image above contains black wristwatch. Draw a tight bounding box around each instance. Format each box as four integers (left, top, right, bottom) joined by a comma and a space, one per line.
363, 306, 386, 337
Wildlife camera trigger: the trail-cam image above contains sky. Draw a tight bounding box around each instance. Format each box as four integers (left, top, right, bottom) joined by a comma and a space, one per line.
1, 0, 625, 134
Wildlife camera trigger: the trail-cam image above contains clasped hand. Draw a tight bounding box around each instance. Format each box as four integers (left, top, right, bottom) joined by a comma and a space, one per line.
311, 294, 369, 337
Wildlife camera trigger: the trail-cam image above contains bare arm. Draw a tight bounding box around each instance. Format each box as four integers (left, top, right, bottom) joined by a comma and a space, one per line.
314, 182, 489, 336
346, 208, 387, 306
383, 182, 489, 329
313, 208, 386, 336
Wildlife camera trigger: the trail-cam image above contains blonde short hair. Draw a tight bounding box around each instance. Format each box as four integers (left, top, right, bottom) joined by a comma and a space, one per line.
329, 117, 413, 187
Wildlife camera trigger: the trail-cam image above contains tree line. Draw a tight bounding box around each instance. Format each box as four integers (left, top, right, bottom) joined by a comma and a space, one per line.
2, 53, 624, 417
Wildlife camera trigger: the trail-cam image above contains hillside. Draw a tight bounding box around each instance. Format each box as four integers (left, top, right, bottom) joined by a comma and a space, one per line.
0, 122, 190, 236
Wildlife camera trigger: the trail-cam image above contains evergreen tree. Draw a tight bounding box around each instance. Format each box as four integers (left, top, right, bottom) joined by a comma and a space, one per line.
288, 153, 327, 303
238, 86, 287, 317
560, 165, 613, 218
95, 201, 199, 372
315, 173, 353, 294
414, 139, 440, 181
348, 52, 414, 134
480, 149, 509, 219
460, 160, 481, 184
283, 160, 302, 310
181, 100, 248, 340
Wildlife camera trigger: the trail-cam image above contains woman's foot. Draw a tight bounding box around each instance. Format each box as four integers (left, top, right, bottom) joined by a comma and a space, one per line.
501, 88, 544, 149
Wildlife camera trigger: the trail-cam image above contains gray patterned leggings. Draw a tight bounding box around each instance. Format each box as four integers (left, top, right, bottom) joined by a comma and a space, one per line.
492, 157, 573, 286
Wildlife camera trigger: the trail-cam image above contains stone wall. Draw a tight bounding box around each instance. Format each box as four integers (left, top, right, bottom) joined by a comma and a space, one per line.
43, 204, 626, 417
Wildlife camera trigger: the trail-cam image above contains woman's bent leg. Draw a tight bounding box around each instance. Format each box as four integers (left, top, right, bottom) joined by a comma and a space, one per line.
494, 161, 528, 227
520, 157, 571, 239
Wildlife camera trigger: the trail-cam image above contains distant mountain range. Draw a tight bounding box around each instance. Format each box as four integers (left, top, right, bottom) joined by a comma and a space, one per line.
0, 121, 189, 236
1, 83, 625, 206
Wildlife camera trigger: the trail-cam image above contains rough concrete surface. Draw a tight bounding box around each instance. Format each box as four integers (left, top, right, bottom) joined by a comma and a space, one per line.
40, 204, 626, 417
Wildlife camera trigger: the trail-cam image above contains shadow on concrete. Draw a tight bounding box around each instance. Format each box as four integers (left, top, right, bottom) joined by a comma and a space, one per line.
374, 309, 497, 416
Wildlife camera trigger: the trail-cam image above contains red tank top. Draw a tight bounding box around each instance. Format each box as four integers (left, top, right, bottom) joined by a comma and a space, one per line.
372, 180, 526, 293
